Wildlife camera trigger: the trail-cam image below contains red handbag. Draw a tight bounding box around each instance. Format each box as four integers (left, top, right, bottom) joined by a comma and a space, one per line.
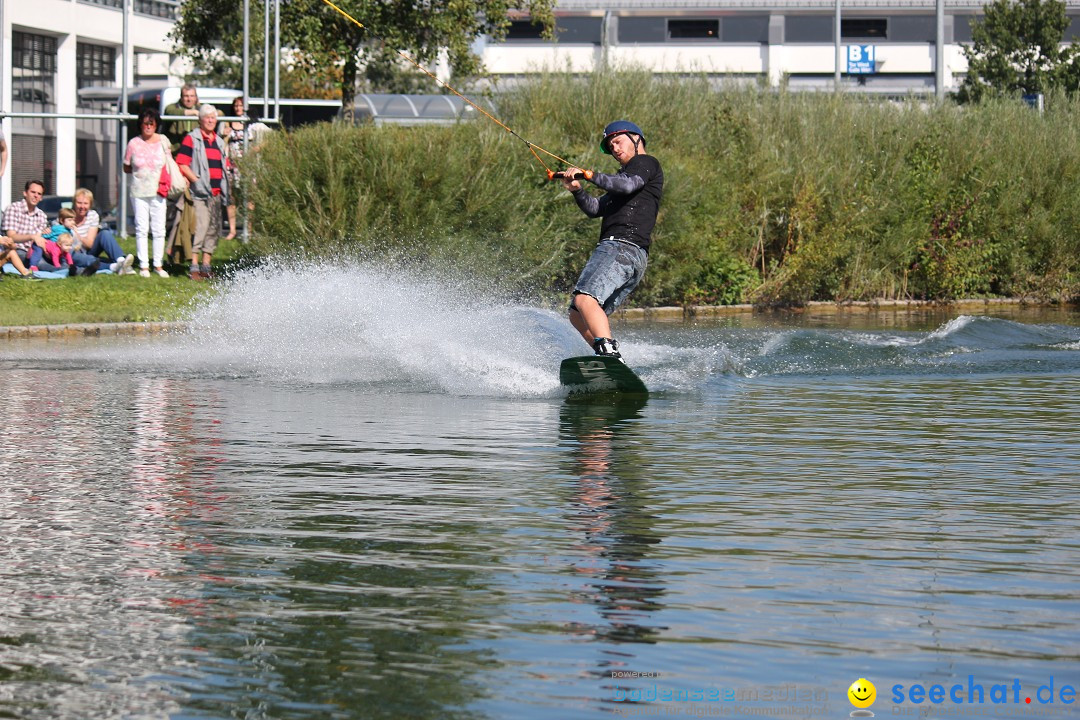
157, 164, 171, 198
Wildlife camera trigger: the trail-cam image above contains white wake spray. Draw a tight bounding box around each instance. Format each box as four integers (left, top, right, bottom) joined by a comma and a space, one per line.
2, 258, 738, 395
175, 259, 582, 396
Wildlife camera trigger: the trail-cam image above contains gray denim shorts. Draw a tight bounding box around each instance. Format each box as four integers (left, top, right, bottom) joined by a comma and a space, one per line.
571, 238, 648, 316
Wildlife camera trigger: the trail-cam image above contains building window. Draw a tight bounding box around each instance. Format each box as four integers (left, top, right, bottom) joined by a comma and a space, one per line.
506, 20, 546, 40
12, 31, 57, 109
668, 19, 719, 40
887, 16, 935, 43
1065, 14, 1080, 41
785, 16, 834, 43
555, 17, 603, 44
723, 16, 770, 43
134, 0, 179, 20
619, 16, 666, 43
77, 42, 117, 89
953, 15, 977, 43
841, 18, 888, 40
500, 16, 602, 44
13, 32, 57, 75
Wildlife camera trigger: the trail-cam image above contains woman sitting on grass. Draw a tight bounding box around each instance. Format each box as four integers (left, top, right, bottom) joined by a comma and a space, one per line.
71, 188, 133, 275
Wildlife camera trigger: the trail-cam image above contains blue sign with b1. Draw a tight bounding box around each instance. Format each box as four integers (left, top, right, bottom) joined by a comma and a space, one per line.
847, 45, 876, 74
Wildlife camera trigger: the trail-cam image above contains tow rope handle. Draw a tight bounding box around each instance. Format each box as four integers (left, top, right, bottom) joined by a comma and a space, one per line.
547, 170, 594, 181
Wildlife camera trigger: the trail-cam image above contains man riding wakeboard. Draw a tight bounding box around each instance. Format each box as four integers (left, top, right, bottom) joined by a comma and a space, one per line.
560, 120, 664, 360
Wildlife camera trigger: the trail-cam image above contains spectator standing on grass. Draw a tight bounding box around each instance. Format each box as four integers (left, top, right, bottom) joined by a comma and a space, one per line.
163, 84, 200, 151
123, 107, 170, 277
219, 97, 272, 240
163, 84, 199, 267
167, 187, 195, 269
2, 180, 49, 279
71, 188, 133, 275
177, 104, 229, 280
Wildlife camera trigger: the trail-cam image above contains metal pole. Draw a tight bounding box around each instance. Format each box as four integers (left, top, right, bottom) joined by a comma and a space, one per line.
0, 0, 6, 206
834, 0, 842, 89
243, 0, 250, 110
1, 111, 140, 120
263, 0, 270, 120
274, 0, 281, 123
119, 0, 130, 237
240, 0, 250, 243
600, 10, 612, 69
935, 0, 945, 101
246, 0, 271, 244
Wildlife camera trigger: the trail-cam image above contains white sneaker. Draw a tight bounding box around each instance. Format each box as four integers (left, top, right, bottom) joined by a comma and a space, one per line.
122, 254, 135, 275
140, 268, 151, 278
154, 267, 169, 278
109, 259, 123, 273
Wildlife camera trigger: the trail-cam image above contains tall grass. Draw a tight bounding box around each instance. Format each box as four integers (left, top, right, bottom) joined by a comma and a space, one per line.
246, 70, 1080, 305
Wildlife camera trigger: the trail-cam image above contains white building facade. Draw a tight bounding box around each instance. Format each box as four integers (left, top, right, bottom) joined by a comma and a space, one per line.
0, 0, 180, 207
477, 0, 1080, 93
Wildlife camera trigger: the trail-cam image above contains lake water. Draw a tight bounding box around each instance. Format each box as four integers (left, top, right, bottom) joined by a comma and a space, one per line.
2, 266, 1079, 720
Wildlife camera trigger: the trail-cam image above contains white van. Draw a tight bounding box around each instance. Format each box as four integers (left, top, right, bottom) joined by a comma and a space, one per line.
78, 85, 340, 129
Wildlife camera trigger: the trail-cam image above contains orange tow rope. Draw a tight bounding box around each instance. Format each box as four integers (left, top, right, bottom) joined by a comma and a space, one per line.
319, 0, 588, 181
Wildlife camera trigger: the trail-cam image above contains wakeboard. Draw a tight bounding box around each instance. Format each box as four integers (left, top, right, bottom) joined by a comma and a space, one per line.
559, 355, 648, 396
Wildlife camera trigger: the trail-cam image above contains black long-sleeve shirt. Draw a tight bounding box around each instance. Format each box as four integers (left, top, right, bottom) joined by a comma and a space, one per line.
572, 154, 664, 251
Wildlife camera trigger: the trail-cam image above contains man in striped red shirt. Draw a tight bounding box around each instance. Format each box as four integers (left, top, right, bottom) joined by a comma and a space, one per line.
177, 104, 230, 280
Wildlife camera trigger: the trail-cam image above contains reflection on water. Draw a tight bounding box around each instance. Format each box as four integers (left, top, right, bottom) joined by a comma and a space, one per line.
560, 397, 664, 648
1, 297, 1079, 719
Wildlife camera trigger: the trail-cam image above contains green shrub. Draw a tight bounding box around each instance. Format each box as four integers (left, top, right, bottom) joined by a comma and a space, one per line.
242, 72, 1080, 305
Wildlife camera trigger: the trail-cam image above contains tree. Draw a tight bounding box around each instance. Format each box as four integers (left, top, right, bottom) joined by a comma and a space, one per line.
170, 0, 556, 119
957, 0, 1080, 102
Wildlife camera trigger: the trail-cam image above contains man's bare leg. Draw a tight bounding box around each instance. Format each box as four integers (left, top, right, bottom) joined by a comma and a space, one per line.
570, 293, 613, 345
225, 204, 237, 241
569, 304, 593, 345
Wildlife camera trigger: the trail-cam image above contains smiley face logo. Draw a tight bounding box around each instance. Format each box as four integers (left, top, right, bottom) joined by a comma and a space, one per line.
848, 678, 876, 709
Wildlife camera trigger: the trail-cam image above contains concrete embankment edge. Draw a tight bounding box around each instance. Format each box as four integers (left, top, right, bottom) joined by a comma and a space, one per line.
616, 297, 1044, 321
0, 298, 1064, 340
0, 321, 184, 340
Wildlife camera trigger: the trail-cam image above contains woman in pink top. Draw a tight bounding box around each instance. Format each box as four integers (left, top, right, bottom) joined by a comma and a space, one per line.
123, 108, 170, 277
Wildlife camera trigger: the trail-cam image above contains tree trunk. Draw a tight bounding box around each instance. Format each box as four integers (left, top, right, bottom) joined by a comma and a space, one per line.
341, 51, 358, 124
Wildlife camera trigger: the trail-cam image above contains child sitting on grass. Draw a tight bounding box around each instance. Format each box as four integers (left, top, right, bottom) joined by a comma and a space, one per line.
29, 208, 77, 273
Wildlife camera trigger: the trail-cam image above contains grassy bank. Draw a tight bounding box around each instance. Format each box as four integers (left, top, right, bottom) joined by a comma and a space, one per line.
244, 70, 1080, 306
0, 273, 212, 326
0, 238, 250, 326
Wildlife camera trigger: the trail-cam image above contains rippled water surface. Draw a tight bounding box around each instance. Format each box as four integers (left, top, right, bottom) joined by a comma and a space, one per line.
2, 267, 1079, 719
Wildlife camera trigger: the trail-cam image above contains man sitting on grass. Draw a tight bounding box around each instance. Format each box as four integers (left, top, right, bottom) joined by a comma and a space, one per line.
1, 179, 48, 279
